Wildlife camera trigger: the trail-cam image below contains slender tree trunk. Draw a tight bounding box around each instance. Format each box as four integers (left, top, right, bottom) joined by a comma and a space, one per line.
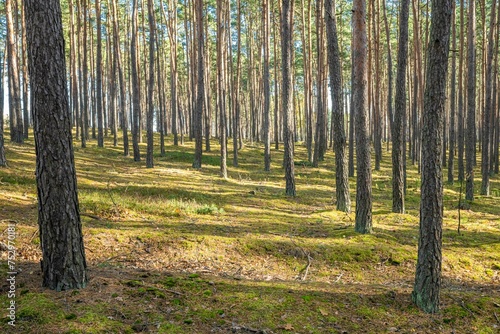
218, 0, 228, 178
353, 0, 372, 233
465, 0, 476, 201
412, 0, 452, 314
6, 0, 23, 143
193, 0, 204, 169
313, 0, 326, 166
0, 53, 6, 166
131, 0, 141, 161
457, 0, 465, 181
20, 2, 29, 139
111, 0, 128, 156
282, 0, 296, 196
480, 0, 497, 195
325, 0, 350, 212
263, 0, 271, 171
383, 0, 393, 142
392, 0, 409, 214
96, 0, 104, 147
25, 0, 88, 291
233, 0, 242, 165
146, 0, 156, 168
448, 3, 456, 184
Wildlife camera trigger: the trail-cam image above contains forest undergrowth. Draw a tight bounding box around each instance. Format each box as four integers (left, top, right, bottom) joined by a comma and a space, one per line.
0, 132, 499, 333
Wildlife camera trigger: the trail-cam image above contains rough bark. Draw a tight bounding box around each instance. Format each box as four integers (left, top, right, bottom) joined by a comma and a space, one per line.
392, 0, 410, 214
353, 0, 372, 233
325, 0, 350, 212
282, 0, 296, 196
25, 0, 88, 291
412, 0, 452, 314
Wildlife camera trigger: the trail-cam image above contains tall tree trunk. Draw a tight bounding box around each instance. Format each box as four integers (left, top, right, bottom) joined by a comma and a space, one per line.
282, 0, 296, 196
233, 0, 242, 165
69, 0, 79, 143
6, 0, 23, 143
465, 0, 476, 201
25, 0, 88, 291
412, 0, 452, 314
0, 53, 6, 166
111, 0, 129, 156
192, 0, 204, 169
392, 0, 409, 214
218, 0, 228, 178
263, 0, 271, 171
131, 0, 141, 161
96, 0, 104, 147
457, 0, 465, 181
313, 0, 326, 167
146, 0, 156, 168
81, 0, 89, 148
447, 2, 456, 184
382, 0, 393, 144
325, 0, 350, 212
480, 0, 497, 195
353, 0, 372, 233
20, 1, 29, 139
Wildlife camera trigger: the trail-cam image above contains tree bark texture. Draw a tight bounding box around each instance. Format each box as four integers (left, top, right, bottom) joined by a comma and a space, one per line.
412, 0, 452, 314
25, 0, 88, 291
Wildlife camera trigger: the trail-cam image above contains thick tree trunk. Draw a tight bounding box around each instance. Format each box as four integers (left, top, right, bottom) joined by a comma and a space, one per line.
25, 0, 88, 291
465, 0, 476, 201
282, 0, 296, 196
353, 0, 372, 233
412, 0, 452, 314
392, 0, 410, 214
325, 0, 350, 212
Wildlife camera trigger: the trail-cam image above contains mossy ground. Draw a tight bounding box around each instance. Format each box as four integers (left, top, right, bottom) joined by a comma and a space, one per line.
0, 130, 499, 333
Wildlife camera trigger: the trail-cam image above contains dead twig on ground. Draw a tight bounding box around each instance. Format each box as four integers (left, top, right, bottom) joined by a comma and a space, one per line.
81, 213, 102, 221
494, 312, 500, 324
288, 232, 313, 281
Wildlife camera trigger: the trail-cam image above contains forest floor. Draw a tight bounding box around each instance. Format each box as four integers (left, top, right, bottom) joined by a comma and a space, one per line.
0, 132, 499, 334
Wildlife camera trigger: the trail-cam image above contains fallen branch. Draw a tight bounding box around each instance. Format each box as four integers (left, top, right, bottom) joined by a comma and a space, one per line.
28, 230, 38, 243
333, 272, 343, 283
494, 312, 500, 324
